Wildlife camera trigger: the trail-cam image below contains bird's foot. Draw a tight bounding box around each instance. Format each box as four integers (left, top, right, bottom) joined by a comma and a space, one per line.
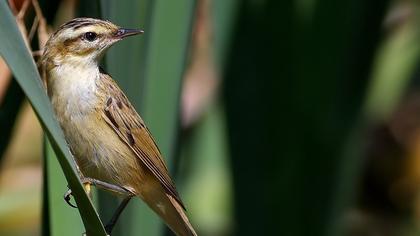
63, 178, 92, 208
64, 188, 77, 208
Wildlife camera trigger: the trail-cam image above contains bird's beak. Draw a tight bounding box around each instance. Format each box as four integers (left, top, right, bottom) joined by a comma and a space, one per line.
114, 28, 144, 39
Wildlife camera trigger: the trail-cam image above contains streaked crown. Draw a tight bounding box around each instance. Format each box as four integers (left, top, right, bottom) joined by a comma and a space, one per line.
42, 18, 143, 66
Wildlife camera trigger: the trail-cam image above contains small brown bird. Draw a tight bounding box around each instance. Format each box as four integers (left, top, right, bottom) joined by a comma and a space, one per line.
41, 18, 197, 236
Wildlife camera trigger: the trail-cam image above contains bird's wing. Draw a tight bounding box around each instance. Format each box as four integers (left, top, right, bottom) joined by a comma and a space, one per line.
99, 74, 185, 209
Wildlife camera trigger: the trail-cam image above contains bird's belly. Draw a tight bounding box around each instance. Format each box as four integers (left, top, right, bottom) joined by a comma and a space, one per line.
58, 110, 143, 191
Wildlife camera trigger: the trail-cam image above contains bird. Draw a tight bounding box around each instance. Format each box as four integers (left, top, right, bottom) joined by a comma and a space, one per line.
41, 17, 197, 236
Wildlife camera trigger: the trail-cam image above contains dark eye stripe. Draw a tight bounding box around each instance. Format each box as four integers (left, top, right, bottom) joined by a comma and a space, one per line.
63, 37, 79, 46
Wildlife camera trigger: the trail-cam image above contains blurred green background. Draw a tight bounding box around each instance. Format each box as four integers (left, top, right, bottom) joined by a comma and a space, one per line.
2, 0, 420, 235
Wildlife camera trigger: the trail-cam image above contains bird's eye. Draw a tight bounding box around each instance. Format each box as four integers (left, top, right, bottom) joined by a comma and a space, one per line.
83, 32, 97, 42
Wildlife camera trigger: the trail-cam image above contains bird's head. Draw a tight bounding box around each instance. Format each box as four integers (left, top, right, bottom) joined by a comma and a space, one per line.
42, 18, 143, 66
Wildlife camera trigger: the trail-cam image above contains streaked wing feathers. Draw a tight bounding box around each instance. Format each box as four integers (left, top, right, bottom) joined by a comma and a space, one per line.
100, 74, 185, 209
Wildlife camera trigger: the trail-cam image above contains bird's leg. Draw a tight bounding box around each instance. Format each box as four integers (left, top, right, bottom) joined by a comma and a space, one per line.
63, 177, 132, 208
105, 196, 133, 235
82, 177, 132, 195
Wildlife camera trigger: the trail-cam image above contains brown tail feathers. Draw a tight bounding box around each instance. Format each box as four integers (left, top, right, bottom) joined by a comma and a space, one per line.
138, 180, 197, 236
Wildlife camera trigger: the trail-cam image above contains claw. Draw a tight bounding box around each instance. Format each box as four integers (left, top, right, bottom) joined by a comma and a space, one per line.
64, 188, 78, 208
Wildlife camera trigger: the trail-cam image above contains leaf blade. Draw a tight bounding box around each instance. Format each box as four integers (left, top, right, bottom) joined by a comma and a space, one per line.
0, 3, 106, 235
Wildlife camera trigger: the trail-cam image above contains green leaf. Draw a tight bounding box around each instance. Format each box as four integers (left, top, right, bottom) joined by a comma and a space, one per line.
45, 140, 85, 235
223, 0, 390, 235
0, 3, 106, 235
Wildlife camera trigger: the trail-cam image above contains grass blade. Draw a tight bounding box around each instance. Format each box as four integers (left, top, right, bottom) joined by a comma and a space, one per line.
0, 3, 106, 235
45, 140, 85, 235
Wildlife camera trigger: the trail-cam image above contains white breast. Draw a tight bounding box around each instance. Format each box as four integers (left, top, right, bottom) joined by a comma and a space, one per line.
47, 61, 103, 169
49, 61, 99, 118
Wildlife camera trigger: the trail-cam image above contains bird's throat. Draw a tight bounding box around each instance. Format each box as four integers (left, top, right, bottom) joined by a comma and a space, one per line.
47, 61, 100, 116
